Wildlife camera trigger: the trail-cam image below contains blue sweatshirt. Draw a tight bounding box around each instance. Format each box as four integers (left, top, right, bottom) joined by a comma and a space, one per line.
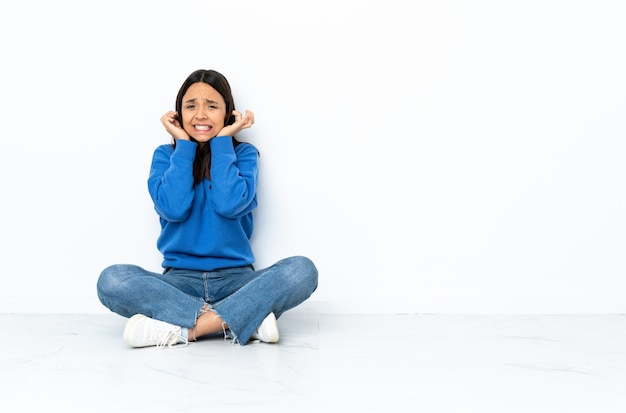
148, 136, 258, 271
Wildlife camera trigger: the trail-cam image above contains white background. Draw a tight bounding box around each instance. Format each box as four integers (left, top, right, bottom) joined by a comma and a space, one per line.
0, 0, 624, 314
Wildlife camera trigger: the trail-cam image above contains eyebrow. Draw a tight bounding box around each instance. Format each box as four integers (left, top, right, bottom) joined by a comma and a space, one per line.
184, 98, 221, 105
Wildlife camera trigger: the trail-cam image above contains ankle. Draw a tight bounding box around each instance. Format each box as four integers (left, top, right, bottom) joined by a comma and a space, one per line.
189, 327, 198, 342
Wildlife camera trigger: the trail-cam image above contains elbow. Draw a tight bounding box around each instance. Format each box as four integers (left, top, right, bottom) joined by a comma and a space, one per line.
154, 204, 191, 222
213, 196, 257, 218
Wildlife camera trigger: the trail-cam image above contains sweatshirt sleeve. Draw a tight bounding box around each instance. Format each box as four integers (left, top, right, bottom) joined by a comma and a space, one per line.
209, 136, 258, 218
148, 140, 197, 222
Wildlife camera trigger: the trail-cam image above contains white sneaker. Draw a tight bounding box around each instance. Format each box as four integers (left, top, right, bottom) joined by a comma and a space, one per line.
251, 312, 280, 343
123, 314, 187, 348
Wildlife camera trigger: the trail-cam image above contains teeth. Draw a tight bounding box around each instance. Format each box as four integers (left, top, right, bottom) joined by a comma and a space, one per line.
195, 125, 210, 130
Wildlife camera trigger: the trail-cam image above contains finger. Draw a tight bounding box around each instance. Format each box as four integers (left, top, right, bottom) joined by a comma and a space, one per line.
231, 110, 242, 122
161, 111, 175, 122
241, 110, 254, 128
244, 110, 254, 124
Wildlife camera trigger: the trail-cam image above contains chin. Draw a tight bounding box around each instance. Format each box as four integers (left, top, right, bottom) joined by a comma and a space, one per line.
191, 136, 213, 144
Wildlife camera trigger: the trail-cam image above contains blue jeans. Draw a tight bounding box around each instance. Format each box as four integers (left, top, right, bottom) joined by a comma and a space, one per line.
96, 256, 318, 345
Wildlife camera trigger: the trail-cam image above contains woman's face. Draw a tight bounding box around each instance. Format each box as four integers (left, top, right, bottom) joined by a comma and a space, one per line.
181, 82, 227, 143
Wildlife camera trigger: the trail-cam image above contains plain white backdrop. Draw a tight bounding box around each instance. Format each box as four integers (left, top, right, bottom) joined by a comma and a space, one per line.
0, 0, 624, 314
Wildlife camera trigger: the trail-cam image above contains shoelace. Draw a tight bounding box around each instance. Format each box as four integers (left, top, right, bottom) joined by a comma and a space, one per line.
154, 329, 188, 349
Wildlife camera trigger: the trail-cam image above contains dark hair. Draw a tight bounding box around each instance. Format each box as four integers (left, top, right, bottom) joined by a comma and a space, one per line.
173, 69, 242, 183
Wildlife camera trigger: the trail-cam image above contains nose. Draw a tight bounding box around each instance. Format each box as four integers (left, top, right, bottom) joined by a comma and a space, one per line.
194, 107, 208, 119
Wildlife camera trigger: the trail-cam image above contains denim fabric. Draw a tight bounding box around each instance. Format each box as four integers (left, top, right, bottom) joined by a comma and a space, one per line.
97, 256, 318, 345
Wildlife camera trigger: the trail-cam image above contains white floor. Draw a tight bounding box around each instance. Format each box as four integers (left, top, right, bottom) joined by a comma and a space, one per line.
2, 312, 626, 412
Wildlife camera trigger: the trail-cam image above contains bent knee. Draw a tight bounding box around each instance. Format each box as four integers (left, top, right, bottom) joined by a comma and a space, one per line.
289, 255, 319, 290
97, 264, 140, 295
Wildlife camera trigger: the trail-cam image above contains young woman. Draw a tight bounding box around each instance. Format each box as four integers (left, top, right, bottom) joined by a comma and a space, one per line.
97, 69, 318, 348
